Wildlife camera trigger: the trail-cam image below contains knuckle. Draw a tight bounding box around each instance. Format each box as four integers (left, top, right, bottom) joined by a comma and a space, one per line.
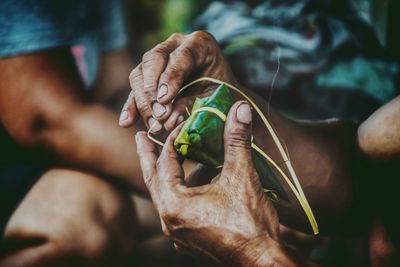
162, 62, 181, 80
226, 130, 251, 149
142, 46, 167, 64
142, 50, 155, 63
169, 32, 185, 41
169, 49, 182, 61
143, 80, 158, 92
159, 206, 181, 228
129, 67, 141, 84
152, 44, 170, 55
143, 88, 156, 100
167, 48, 194, 71
178, 46, 196, 63
187, 31, 218, 65
136, 97, 151, 115
191, 30, 214, 42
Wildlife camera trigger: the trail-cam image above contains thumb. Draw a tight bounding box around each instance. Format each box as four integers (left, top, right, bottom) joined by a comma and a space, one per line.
223, 101, 253, 173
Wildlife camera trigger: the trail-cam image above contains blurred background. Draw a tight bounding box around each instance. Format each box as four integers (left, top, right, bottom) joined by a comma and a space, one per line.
125, 0, 399, 122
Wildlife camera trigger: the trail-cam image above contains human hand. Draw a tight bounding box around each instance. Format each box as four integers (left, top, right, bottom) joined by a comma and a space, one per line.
119, 31, 238, 134
135, 101, 283, 266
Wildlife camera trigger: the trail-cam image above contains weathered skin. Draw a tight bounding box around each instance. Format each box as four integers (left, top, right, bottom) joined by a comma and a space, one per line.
135, 102, 322, 267
120, 31, 357, 234
122, 31, 400, 266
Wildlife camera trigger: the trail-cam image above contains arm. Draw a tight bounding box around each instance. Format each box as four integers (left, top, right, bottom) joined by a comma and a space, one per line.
0, 49, 146, 194
240, 88, 356, 233
238, 237, 321, 267
135, 102, 320, 267
121, 31, 357, 233
357, 95, 400, 161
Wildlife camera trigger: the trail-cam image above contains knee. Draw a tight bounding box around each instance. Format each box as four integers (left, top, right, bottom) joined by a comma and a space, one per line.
2, 169, 137, 267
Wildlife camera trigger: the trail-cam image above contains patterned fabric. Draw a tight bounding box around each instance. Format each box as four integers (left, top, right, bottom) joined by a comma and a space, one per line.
193, 0, 399, 121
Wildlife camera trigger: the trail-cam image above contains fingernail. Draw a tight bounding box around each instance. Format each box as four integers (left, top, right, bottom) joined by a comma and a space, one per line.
236, 103, 252, 124
148, 117, 163, 133
176, 115, 184, 124
157, 84, 168, 101
119, 110, 128, 122
152, 102, 166, 118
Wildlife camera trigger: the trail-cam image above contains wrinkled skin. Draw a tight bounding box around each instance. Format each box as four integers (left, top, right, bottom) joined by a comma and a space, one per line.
120, 31, 357, 234
135, 102, 317, 266
122, 31, 400, 265
119, 31, 238, 133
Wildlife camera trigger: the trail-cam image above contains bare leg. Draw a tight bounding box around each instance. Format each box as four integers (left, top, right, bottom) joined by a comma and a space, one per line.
0, 169, 136, 267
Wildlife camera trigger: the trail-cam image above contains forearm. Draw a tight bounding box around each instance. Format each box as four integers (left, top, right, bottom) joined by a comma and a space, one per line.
43, 104, 146, 194
238, 87, 356, 232
235, 236, 320, 267
357, 95, 400, 161
0, 49, 146, 194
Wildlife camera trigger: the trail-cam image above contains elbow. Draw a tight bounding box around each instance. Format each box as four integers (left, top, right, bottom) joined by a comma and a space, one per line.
2, 103, 73, 149
357, 122, 383, 161
3, 111, 46, 147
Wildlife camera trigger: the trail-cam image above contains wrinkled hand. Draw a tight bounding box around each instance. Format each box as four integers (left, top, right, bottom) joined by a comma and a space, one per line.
135, 102, 281, 266
119, 31, 238, 134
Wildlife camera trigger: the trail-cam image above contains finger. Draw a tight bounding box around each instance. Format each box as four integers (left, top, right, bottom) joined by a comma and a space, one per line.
163, 95, 195, 131
135, 131, 159, 201
129, 65, 164, 134
223, 101, 253, 176
127, 64, 151, 125
142, 34, 185, 122
157, 31, 220, 104
163, 110, 183, 132
163, 90, 213, 132
120, 63, 144, 127
119, 89, 137, 127
156, 122, 186, 191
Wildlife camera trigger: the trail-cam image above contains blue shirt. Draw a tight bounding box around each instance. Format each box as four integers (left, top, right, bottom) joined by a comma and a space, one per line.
0, 0, 127, 86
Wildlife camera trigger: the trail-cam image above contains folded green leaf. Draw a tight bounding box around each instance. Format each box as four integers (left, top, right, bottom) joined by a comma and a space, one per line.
174, 84, 289, 202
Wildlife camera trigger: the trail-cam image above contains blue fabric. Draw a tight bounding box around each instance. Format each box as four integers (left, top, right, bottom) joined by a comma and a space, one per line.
0, 0, 127, 56
0, 0, 127, 86
193, 1, 399, 121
